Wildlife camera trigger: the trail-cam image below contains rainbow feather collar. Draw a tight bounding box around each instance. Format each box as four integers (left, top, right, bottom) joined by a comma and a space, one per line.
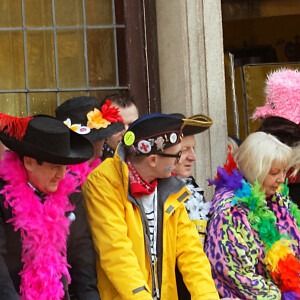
209, 151, 300, 299
0, 151, 77, 299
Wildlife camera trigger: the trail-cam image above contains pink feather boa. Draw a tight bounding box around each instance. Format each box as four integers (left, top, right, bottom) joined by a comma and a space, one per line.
68, 158, 101, 187
0, 151, 78, 300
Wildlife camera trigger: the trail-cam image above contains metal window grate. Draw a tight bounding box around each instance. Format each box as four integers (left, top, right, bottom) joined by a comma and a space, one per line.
1, 0, 127, 115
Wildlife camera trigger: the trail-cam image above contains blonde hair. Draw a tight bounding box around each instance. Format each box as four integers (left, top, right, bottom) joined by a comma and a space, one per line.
234, 132, 293, 186
287, 143, 300, 177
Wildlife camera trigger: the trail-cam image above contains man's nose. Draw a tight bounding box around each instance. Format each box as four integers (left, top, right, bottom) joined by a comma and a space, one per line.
57, 166, 66, 179
187, 148, 196, 161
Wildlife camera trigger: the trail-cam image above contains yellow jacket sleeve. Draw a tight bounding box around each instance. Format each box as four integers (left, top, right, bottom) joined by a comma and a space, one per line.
83, 171, 152, 300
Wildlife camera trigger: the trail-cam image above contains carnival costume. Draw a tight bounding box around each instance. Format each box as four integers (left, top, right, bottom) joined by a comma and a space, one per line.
0, 114, 99, 300
183, 176, 210, 244
253, 68, 300, 124
205, 151, 300, 300
170, 113, 214, 300
172, 113, 213, 243
83, 114, 219, 300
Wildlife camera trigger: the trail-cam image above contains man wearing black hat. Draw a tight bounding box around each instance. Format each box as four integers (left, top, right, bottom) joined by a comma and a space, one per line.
172, 114, 213, 244
83, 113, 219, 299
55, 96, 124, 185
0, 114, 100, 300
171, 114, 213, 300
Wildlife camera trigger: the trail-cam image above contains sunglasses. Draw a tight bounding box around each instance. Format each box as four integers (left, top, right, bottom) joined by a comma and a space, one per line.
156, 151, 182, 163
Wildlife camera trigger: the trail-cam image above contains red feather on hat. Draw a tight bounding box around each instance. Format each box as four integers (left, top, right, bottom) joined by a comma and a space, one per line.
0, 113, 33, 141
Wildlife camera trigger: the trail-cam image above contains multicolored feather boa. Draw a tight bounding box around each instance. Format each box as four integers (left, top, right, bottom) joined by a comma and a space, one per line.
0, 151, 77, 300
209, 150, 300, 300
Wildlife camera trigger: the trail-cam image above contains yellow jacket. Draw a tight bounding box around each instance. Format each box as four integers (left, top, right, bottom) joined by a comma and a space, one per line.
83, 145, 219, 300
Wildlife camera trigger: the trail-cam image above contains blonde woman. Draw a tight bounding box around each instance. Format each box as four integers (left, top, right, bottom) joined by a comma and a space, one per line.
205, 132, 300, 299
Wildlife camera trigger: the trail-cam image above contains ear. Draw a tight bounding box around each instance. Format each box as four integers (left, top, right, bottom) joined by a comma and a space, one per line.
23, 156, 36, 172
147, 154, 158, 168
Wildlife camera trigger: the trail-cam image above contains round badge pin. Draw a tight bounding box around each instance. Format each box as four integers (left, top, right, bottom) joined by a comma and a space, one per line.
138, 140, 151, 153
124, 131, 135, 146
77, 125, 91, 135
170, 133, 177, 143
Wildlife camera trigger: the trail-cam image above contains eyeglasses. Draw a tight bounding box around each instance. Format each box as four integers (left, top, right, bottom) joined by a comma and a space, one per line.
156, 151, 182, 163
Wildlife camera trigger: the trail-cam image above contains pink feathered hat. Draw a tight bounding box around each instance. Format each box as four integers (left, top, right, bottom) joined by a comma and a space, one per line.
252, 68, 300, 124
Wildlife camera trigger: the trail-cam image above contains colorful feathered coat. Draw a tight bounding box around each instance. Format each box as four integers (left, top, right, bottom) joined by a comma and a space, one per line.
205, 185, 300, 299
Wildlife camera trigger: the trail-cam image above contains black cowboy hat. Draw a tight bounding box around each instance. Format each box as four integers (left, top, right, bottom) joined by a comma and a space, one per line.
55, 96, 124, 143
256, 116, 300, 147
0, 114, 94, 165
172, 113, 213, 136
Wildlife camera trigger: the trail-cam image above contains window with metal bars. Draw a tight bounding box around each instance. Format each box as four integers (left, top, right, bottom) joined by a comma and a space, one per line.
0, 0, 128, 116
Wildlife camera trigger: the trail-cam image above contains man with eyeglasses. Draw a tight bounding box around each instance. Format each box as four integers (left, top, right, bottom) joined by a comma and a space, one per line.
83, 113, 219, 300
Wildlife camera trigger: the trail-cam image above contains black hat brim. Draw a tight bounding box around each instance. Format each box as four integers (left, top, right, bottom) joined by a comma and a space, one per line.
0, 129, 94, 165
85, 121, 124, 143
256, 116, 300, 147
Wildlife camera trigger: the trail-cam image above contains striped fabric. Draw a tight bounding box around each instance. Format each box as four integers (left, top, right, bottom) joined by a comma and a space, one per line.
141, 193, 156, 264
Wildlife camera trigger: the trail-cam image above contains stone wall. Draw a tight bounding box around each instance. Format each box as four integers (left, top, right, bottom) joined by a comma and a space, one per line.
155, 0, 228, 200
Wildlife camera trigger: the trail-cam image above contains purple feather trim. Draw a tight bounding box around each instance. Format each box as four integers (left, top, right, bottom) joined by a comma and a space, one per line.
282, 291, 300, 300
208, 166, 244, 190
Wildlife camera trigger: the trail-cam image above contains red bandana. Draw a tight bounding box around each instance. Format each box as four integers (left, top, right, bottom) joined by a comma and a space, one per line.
126, 158, 157, 197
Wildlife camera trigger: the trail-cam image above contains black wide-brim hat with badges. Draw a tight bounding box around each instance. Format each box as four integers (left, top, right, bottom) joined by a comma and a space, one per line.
55, 96, 124, 143
171, 113, 213, 136
256, 116, 300, 147
0, 113, 94, 165
122, 113, 184, 154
